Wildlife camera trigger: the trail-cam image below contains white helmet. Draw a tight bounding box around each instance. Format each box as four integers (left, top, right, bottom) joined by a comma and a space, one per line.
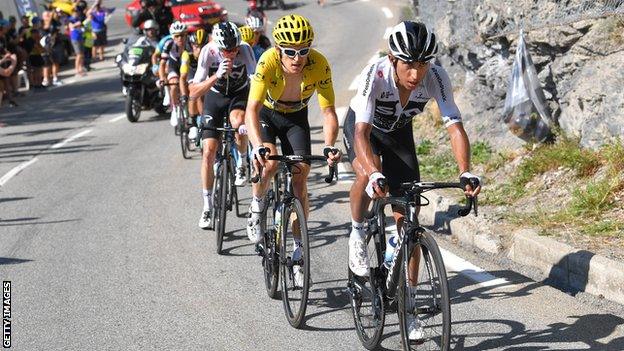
212, 21, 241, 50
143, 19, 158, 31
169, 21, 187, 35
388, 21, 437, 63
245, 15, 263, 31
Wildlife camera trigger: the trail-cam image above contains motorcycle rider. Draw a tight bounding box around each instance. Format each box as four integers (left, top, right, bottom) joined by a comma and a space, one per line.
132, 0, 173, 37
133, 19, 160, 49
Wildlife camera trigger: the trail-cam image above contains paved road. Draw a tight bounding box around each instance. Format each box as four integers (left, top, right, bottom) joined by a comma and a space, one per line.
1, 0, 624, 350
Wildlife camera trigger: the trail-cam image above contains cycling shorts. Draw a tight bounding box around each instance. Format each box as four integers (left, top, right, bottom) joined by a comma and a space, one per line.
260, 106, 311, 160
343, 108, 420, 196
201, 86, 249, 140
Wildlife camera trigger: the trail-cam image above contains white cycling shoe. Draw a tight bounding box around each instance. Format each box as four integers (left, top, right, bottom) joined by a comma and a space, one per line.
348, 236, 370, 277
198, 210, 212, 229
246, 199, 264, 244
234, 167, 247, 186
406, 313, 425, 341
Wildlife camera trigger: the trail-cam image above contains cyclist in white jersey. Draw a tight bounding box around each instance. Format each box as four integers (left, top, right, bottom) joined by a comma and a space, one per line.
343, 21, 481, 340
190, 22, 256, 229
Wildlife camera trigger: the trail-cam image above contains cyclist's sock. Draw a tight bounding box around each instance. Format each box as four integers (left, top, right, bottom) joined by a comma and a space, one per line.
202, 189, 212, 211
350, 220, 365, 240
250, 196, 265, 213
236, 150, 247, 168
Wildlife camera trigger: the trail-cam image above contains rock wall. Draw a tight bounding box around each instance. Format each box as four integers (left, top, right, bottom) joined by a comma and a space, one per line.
413, 0, 624, 150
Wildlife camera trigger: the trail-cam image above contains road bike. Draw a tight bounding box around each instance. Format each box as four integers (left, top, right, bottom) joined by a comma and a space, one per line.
347, 179, 478, 350
252, 152, 337, 328
201, 116, 245, 254
174, 97, 200, 159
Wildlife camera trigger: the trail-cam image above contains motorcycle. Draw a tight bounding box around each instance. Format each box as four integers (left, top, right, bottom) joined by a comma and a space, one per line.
116, 39, 167, 122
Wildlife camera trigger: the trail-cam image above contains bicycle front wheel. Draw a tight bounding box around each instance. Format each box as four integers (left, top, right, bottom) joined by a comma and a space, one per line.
397, 230, 451, 351
215, 160, 228, 254
280, 198, 309, 329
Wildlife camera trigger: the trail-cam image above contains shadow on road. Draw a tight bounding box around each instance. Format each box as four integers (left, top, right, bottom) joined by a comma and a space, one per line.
0, 217, 81, 227
0, 257, 33, 265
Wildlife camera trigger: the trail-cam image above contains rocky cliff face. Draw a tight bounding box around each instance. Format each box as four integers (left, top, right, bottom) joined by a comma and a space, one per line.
414, 0, 624, 150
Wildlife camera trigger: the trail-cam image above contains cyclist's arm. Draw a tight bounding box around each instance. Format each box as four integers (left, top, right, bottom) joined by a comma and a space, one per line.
447, 123, 470, 175
429, 65, 469, 174
245, 98, 264, 148
180, 52, 190, 96
245, 50, 272, 147
189, 45, 218, 99
321, 106, 339, 147
158, 59, 167, 81
352, 62, 380, 176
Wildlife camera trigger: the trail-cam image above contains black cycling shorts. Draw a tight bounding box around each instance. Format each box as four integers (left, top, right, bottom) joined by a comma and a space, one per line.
260, 106, 311, 158
343, 108, 420, 196
201, 86, 249, 139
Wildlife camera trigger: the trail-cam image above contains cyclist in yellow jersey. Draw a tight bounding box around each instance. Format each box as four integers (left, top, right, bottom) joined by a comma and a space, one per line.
180, 29, 208, 141
244, 14, 342, 244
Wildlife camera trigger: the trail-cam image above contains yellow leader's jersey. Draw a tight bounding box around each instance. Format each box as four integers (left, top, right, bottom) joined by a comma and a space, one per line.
248, 48, 335, 113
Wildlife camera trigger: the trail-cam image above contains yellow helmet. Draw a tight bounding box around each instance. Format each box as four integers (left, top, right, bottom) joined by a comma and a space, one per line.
272, 14, 314, 47
239, 25, 255, 45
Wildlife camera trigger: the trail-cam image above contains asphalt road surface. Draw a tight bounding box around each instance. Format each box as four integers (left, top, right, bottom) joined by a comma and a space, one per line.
1, 0, 623, 350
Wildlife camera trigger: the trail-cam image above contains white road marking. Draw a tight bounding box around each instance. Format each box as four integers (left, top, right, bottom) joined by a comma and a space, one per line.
51, 129, 93, 149
384, 26, 393, 39
361, 0, 370, 2
440, 247, 513, 288
0, 158, 39, 187
336, 106, 348, 125
382, 7, 394, 18
108, 115, 126, 123
384, 225, 513, 288
348, 74, 360, 91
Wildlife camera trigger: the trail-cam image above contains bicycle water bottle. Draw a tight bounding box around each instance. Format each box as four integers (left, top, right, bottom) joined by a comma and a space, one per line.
274, 204, 282, 234
384, 234, 398, 267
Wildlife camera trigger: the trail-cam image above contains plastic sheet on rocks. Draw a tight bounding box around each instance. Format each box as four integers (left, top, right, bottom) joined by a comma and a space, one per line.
503, 31, 553, 142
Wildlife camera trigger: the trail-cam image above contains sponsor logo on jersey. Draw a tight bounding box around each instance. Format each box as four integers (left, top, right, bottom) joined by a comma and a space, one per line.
362, 64, 375, 97
431, 66, 447, 102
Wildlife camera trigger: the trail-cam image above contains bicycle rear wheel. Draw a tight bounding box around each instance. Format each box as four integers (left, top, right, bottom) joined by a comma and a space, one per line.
262, 187, 279, 299
397, 229, 451, 351
180, 128, 190, 159
280, 198, 309, 328
215, 159, 228, 255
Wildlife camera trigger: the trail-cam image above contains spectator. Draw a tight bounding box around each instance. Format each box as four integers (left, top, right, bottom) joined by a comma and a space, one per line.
24, 27, 45, 87
18, 15, 30, 37
0, 43, 18, 106
132, 0, 173, 37
41, 26, 63, 86
68, 9, 86, 76
82, 18, 93, 71
88, 0, 113, 61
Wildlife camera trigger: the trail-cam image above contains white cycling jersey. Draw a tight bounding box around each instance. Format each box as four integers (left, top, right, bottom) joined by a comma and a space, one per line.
192, 41, 256, 95
350, 56, 461, 132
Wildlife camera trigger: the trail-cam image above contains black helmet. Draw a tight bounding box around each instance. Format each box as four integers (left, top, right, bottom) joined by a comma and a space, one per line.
388, 21, 437, 63
212, 21, 241, 50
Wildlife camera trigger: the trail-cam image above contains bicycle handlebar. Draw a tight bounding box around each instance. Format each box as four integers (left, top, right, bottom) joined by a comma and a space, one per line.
371, 179, 479, 218
250, 151, 338, 184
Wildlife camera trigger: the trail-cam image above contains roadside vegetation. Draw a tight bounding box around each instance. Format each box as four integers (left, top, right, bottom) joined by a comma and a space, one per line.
413, 102, 624, 240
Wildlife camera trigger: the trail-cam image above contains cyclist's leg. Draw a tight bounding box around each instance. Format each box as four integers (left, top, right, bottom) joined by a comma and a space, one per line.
247, 106, 280, 243
198, 91, 228, 227
381, 124, 420, 284
344, 108, 383, 276
228, 88, 249, 179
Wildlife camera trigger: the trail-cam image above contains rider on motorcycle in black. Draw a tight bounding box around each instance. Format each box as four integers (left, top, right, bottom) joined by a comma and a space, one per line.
132, 0, 174, 36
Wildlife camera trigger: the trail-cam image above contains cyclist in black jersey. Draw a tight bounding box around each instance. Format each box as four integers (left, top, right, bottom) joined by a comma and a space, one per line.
159, 21, 190, 127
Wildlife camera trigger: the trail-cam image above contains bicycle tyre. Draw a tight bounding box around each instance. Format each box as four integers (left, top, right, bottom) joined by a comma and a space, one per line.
280, 198, 309, 328
180, 128, 190, 159
125, 94, 141, 123
349, 213, 386, 350
397, 230, 451, 351
215, 160, 228, 254
262, 187, 279, 299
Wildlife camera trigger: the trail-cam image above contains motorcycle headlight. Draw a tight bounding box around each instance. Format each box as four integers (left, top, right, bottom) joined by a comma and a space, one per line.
135, 63, 149, 75
122, 63, 148, 75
